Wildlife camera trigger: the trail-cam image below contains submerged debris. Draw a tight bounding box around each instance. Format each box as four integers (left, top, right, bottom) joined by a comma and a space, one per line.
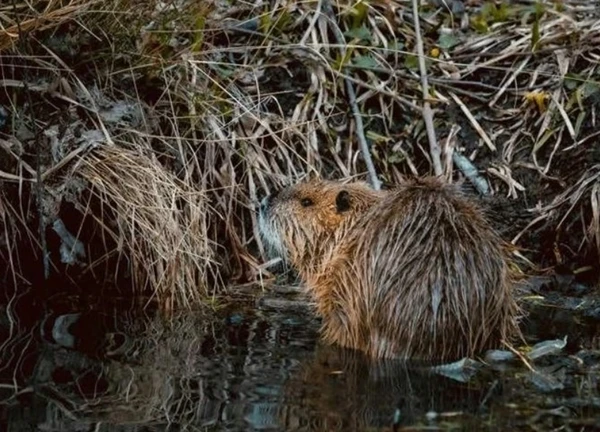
52, 218, 86, 266
430, 357, 483, 382
527, 336, 568, 360
485, 349, 516, 363
528, 365, 566, 392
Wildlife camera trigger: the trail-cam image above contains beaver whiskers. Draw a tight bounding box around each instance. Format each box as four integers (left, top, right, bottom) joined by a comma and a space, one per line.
258, 195, 286, 261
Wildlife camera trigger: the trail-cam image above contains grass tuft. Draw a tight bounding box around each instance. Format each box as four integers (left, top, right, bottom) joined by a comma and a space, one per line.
77, 145, 220, 308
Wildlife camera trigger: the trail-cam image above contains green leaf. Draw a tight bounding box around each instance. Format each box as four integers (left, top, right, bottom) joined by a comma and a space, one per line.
388, 152, 405, 164
344, 25, 372, 42
190, 15, 206, 51
365, 131, 390, 144
273, 9, 293, 32
531, 1, 545, 51
554, 0, 565, 12
531, 20, 540, 50
470, 15, 489, 33
438, 33, 460, 50
388, 40, 405, 53
494, 3, 510, 21
534, 0, 547, 16
481, 2, 513, 22
574, 111, 585, 136
581, 82, 600, 98
333, 47, 355, 70
258, 13, 271, 33
351, 1, 369, 28
352, 54, 379, 69
403, 54, 419, 71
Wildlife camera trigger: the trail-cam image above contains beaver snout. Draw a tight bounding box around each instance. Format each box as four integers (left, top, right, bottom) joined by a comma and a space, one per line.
259, 190, 280, 213
258, 189, 286, 260
259, 196, 270, 213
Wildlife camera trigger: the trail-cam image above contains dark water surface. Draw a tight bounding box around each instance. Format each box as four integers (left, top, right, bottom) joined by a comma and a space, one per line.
1, 286, 599, 432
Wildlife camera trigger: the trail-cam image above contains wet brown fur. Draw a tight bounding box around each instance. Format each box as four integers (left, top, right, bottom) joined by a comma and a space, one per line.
259, 177, 521, 362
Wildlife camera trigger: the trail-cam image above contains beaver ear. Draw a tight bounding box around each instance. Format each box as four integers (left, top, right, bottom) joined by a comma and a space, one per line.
335, 190, 351, 213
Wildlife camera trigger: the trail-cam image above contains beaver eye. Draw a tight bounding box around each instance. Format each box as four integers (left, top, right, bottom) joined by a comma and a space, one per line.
300, 197, 313, 207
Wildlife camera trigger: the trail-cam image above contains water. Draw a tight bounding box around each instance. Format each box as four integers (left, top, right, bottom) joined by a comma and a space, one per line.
1, 288, 599, 431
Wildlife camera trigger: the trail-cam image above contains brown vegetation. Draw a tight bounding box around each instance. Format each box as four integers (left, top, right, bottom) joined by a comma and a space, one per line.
1, 0, 599, 306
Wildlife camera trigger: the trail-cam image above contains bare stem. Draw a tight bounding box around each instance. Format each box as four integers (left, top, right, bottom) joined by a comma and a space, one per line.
322, 0, 381, 190
412, 0, 443, 177
12, 0, 50, 281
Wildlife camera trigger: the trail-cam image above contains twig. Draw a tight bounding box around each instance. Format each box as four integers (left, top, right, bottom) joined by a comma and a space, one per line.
449, 91, 496, 152
12, 0, 50, 281
299, 0, 323, 46
501, 340, 535, 372
322, 0, 381, 190
0, 170, 35, 182
411, 0, 443, 178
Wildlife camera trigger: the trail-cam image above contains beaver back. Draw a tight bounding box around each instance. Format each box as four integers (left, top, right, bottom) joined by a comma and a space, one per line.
307, 179, 520, 361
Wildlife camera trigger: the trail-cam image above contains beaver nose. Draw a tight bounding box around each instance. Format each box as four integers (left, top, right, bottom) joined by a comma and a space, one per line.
260, 195, 270, 211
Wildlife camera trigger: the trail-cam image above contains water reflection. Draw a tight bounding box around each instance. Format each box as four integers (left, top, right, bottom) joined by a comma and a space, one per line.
0, 288, 599, 431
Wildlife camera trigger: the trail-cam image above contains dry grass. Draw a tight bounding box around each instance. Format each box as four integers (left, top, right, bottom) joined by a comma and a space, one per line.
0, 0, 96, 51
0, 190, 20, 286
1, 0, 600, 304
77, 145, 219, 307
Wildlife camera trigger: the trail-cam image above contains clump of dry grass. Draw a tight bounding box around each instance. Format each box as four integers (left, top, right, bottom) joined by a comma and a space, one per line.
76, 145, 220, 308
1, 0, 600, 301
0, 177, 41, 286
0, 0, 96, 51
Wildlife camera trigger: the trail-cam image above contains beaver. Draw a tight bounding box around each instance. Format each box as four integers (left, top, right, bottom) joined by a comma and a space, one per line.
258, 177, 521, 362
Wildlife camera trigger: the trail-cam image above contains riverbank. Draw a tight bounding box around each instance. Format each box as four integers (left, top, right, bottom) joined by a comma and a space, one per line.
1, 0, 599, 305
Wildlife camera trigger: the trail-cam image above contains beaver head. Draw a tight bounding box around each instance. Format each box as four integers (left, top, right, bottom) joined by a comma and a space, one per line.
259, 180, 385, 272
